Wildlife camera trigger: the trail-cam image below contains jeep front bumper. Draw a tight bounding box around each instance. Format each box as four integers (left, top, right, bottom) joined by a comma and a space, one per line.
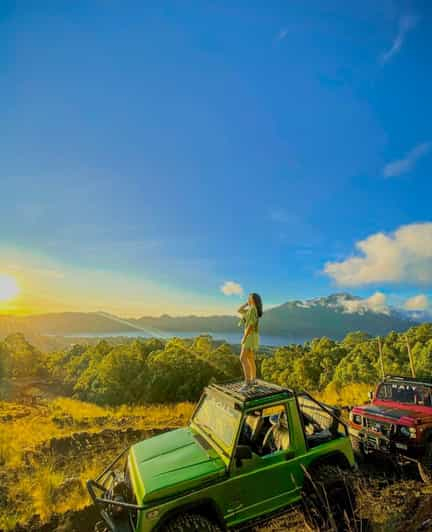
87, 447, 144, 532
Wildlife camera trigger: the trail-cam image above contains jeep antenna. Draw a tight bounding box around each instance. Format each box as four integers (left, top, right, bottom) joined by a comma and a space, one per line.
377, 337, 385, 379
405, 335, 416, 378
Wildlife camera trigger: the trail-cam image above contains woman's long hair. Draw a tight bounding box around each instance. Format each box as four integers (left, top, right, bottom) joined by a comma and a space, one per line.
251, 293, 263, 318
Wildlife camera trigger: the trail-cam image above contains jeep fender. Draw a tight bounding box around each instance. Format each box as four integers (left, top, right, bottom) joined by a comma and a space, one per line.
154, 498, 227, 531
306, 450, 352, 474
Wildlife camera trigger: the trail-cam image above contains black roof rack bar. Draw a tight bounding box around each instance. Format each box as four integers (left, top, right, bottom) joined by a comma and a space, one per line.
385, 375, 432, 385
209, 379, 293, 403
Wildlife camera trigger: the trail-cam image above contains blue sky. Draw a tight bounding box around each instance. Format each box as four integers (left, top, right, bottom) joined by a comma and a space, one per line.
1, 1, 432, 316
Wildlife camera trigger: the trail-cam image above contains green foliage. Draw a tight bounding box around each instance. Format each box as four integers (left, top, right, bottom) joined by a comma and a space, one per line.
261, 338, 346, 391
2, 324, 432, 404
263, 325, 432, 392
45, 335, 241, 405
331, 342, 380, 386
74, 343, 149, 404
146, 347, 215, 402
0, 333, 43, 378
342, 331, 372, 348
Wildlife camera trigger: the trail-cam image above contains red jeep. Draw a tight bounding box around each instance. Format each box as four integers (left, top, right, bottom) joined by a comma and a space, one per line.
349, 376, 432, 482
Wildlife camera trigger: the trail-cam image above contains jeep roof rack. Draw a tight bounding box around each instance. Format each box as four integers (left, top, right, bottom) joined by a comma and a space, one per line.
209, 379, 293, 403
385, 375, 432, 386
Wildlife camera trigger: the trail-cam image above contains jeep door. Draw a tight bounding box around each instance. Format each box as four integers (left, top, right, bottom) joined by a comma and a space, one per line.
224, 403, 302, 527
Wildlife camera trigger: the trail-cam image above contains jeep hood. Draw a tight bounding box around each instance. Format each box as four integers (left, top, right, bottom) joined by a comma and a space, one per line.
128, 428, 226, 503
352, 403, 431, 425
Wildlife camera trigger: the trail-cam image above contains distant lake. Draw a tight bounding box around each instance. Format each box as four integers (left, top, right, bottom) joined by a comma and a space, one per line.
61, 330, 309, 347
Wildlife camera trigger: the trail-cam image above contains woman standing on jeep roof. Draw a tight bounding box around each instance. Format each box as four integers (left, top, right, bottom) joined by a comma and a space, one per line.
238, 293, 263, 392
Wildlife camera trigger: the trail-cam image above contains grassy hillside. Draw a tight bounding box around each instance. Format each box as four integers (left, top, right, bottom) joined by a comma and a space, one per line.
1, 383, 432, 532
0, 386, 193, 531
1, 327, 432, 530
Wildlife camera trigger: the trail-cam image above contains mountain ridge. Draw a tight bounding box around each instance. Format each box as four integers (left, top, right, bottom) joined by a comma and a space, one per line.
0, 293, 422, 340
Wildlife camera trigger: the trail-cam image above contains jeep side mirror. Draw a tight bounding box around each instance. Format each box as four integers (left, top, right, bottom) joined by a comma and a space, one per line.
235, 445, 252, 465
368, 391, 373, 401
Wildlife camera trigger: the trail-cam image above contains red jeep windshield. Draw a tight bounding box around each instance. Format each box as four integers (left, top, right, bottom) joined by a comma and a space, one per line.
377, 382, 432, 406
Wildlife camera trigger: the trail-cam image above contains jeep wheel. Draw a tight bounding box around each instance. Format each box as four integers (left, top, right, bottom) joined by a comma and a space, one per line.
418, 440, 432, 483
302, 464, 356, 531
164, 513, 222, 532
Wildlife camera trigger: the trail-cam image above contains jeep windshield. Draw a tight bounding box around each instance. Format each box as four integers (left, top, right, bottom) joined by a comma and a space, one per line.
377, 381, 432, 406
193, 393, 241, 450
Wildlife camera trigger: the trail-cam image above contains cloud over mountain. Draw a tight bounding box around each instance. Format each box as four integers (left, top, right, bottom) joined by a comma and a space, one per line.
337, 292, 389, 315
404, 294, 429, 310
324, 222, 432, 286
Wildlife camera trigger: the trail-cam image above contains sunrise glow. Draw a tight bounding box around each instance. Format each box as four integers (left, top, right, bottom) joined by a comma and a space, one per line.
0, 274, 20, 302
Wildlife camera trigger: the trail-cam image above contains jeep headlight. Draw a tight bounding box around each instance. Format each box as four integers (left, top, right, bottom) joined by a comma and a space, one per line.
400, 426, 410, 437
400, 426, 415, 438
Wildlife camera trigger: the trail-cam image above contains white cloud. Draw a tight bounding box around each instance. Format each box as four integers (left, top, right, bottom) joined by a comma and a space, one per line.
220, 281, 244, 296
339, 292, 390, 315
380, 14, 419, 64
277, 28, 288, 41
324, 222, 432, 286
404, 294, 429, 310
384, 142, 431, 177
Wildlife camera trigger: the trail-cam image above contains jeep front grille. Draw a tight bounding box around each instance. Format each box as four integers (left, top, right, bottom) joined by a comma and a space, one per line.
366, 434, 379, 448
365, 418, 393, 437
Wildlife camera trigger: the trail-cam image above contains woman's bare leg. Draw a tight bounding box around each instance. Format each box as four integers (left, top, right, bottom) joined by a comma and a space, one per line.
248, 349, 257, 381
240, 346, 251, 382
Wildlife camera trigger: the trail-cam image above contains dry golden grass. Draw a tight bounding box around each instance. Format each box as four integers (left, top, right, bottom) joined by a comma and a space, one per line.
32, 464, 66, 520
0, 398, 194, 469
0, 395, 194, 531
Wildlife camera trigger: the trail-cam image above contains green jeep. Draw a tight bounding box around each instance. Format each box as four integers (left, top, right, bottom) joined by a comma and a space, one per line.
88, 380, 356, 531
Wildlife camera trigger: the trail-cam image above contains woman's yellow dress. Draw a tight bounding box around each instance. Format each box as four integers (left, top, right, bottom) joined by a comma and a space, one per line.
239, 306, 260, 351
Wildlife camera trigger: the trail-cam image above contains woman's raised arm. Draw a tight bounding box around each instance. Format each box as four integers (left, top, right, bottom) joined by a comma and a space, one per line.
237, 302, 249, 314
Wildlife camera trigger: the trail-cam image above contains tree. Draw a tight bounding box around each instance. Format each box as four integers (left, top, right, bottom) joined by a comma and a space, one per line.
342, 331, 371, 348
332, 342, 379, 386
2, 333, 42, 377
146, 346, 219, 402
75, 344, 147, 405
192, 335, 213, 354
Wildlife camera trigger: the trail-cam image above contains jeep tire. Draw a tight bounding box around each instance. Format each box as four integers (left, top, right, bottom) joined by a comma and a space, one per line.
302, 464, 356, 531
164, 513, 222, 532
418, 440, 432, 483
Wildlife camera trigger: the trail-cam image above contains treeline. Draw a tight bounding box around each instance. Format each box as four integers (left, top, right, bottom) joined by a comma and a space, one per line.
1, 324, 431, 405
0, 333, 242, 404
261, 325, 432, 390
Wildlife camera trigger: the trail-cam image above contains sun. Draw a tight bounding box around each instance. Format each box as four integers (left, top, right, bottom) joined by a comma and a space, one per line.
0, 274, 20, 302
